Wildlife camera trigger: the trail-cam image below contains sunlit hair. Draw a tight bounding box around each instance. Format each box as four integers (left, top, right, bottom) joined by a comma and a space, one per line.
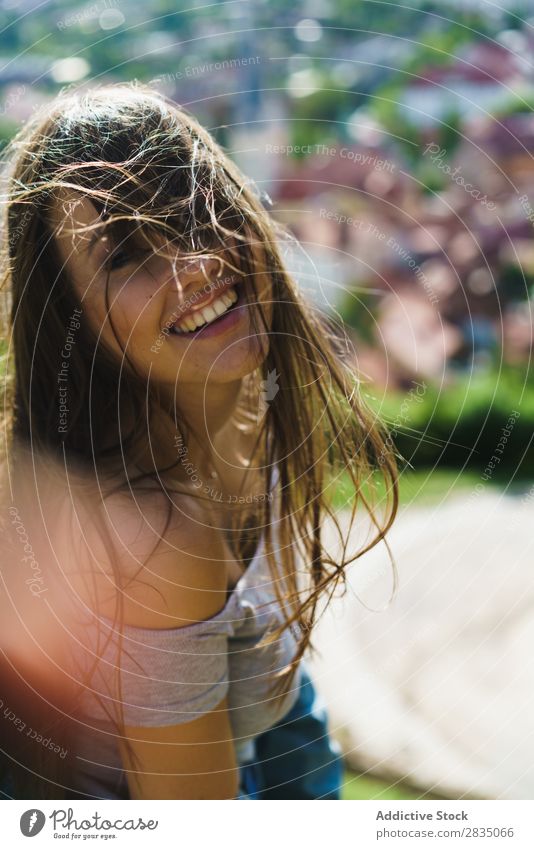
0, 81, 399, 798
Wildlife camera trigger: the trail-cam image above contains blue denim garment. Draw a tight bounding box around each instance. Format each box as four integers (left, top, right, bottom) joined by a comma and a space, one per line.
237, 661, 343, 799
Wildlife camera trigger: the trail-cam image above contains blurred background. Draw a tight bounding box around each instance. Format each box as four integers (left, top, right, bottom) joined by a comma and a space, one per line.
1, 0, 533, 800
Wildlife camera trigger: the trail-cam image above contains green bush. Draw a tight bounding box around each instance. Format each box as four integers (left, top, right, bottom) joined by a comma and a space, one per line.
365, 367, 534, 479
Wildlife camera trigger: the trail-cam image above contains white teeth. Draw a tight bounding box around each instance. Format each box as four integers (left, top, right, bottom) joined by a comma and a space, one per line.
200, 304, 217, 323
212, 299, 227, 317
172, 286, 238, 334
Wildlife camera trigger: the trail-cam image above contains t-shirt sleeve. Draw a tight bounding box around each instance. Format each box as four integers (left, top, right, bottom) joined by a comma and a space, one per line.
72, 613, 234, 727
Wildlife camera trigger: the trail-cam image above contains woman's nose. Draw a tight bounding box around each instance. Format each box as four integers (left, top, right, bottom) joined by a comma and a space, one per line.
177, 254, 224, 283
167, 254, 224, 296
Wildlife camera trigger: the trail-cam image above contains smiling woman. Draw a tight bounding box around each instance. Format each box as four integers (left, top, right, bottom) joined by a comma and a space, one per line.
0, 81, 399, 800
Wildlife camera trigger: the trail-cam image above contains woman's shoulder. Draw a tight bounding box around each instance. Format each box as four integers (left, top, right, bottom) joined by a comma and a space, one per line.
56, 478, 231, 629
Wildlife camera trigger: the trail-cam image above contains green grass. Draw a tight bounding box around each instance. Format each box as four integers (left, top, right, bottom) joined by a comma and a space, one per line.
328, 466, 501, 511
393, 467, 485, 506
342, 768, 444, 800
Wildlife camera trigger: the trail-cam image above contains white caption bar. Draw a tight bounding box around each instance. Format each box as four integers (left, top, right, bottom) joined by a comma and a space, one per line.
3, 799, 534, 848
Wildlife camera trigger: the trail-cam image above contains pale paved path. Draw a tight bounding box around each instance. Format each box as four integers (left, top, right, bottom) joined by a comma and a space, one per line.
305, 489, 534, 800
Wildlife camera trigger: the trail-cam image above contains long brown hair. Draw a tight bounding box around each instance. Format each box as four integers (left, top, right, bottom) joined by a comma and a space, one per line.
0, 80, 399, 798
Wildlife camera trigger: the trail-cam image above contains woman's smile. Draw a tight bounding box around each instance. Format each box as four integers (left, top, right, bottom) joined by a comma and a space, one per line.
167, 281, 246, 340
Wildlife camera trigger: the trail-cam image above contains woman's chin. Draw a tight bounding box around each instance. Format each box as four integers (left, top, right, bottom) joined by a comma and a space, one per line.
153, 333, 268, 385
204, 346, 269, 384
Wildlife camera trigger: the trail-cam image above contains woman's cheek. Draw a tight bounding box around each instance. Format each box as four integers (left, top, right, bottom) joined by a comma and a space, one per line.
112, 279, 161, 337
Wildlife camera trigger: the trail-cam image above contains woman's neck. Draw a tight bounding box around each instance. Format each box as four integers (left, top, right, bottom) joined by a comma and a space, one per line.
172, 378, 243, 452
134, 378, 244, 481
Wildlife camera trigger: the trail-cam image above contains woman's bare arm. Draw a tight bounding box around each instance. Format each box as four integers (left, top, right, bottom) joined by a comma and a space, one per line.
63, 486, 241, 799
118, 693, 238, 800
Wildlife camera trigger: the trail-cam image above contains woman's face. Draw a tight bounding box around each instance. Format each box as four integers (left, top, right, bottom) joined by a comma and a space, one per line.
49, 190, 272, 394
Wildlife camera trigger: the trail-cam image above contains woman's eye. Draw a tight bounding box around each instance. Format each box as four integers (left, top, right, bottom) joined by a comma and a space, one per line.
105, 249, 147, 272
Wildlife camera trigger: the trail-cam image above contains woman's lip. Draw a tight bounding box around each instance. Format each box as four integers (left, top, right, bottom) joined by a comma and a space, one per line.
164, 275, 240, 329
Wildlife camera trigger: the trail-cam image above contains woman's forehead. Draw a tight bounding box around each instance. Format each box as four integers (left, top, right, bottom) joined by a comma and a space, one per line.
48, 189, 103, 251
